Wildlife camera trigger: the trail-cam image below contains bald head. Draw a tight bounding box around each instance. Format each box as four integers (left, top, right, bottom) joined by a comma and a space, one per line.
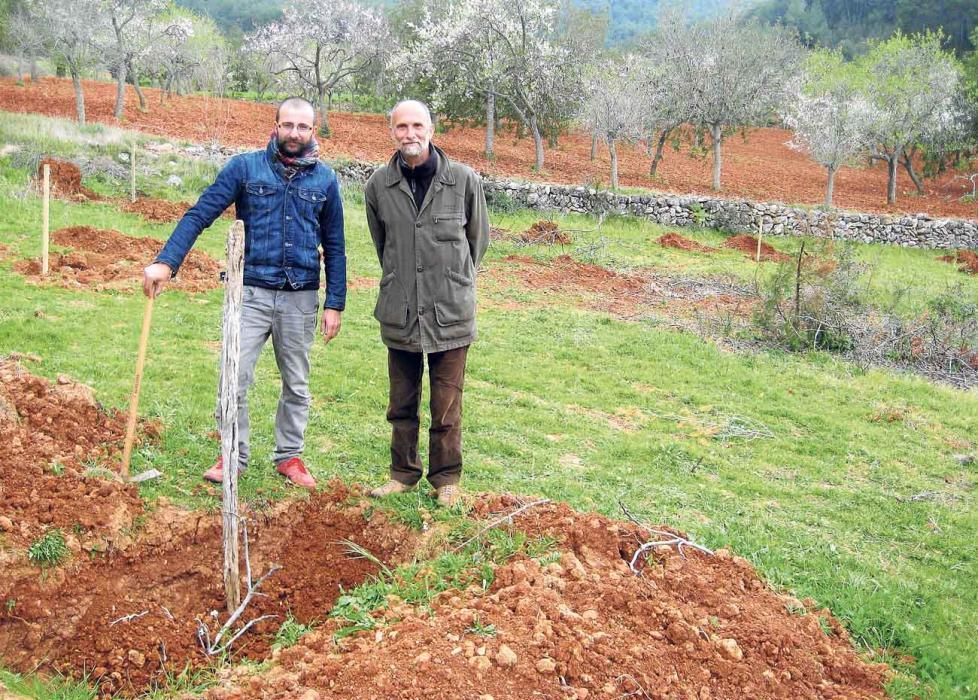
276, 96, 315, 122
389, 99, 435, 167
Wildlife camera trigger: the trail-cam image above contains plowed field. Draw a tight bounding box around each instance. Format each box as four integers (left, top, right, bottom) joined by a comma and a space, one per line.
1, 77, 976, 219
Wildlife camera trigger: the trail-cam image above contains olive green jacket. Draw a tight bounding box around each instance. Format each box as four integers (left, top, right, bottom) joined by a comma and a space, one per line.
364, 146, 490, 353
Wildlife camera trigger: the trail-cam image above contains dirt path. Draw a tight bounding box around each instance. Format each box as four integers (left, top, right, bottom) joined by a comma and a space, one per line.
2, 77, 976, 220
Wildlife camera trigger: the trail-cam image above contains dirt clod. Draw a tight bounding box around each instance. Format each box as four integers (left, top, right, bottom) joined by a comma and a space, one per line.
723, 234, 790, 262
659, 232, 718, 253
37, 158, 100, 201
519, 220, 571, 245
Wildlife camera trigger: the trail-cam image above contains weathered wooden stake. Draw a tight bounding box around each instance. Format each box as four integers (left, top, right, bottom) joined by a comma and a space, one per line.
130, 142, 137, 203
41, 164, 50, 275
755, 217, 763, 264
220, 220, 245, 612
121, 294, 155, 478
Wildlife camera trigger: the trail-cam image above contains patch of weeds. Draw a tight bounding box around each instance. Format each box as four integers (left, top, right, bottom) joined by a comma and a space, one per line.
0, 668, 97, 700
48, 460, 65, 476
688, 203, 708, 226
272, 613, 312, 650
486, 188, 521, 215
526, 535, 559, 560
330, 579, 392, 639
466, 617, 497, 637
5, 598, 15, 613
82, 464, 119, 481
140, 662, 218, 699
27, 528, 68, 568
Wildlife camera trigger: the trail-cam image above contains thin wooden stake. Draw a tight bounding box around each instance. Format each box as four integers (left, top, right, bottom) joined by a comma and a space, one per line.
41, 164, 50, 275
755, 217, 763, 264
221, 220, 245, 612
122, 294, 155, 477
130, 142, 137, 203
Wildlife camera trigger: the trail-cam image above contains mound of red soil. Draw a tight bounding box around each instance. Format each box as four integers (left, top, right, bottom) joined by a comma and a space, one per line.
121, 197, 192, 223
120, 198, 237, 224
0, 483, 414, 697
519, 220, 571, 245
203, 497, 887, 700
938, 250, 978, 275
0, 358, 145, 554
37, 158, 100, 201
723, 235, 791, 262
13, 225, 221, 293
659, 232, 718, 253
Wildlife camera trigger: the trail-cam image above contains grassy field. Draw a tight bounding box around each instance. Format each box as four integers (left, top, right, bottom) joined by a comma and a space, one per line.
1, 112, 977, 698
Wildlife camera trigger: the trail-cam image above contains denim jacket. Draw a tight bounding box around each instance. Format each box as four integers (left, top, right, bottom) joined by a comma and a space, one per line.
155, 145, 347, 310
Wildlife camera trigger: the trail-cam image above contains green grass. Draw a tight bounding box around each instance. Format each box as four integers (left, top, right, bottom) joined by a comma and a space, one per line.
26, 529, 68, 568
1, 110, 977, 698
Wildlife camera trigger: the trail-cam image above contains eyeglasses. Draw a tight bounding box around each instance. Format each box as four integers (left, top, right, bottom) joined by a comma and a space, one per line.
277, 122, 313, 134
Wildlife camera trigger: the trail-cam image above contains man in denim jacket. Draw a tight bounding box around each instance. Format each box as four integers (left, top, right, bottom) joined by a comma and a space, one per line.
142, 97, 346, 489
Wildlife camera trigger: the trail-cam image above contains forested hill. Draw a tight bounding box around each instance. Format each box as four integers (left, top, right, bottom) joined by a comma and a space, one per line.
749, 0, 978, 56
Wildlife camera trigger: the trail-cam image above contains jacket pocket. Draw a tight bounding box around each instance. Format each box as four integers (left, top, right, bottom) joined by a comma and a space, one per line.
374, 271, 409, 328
434, 268, 475, 326
296, 187, 328, 220
245, 181, 280, 215
432, 211, 465, 242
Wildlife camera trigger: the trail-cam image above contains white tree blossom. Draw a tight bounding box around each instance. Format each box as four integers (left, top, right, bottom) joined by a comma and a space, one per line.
248, 0, 391, 136
579, 56, 647, 189
141, 8, 228, 100
96, 0, 170, 117
652, 9, 805, 191
23, 0, 107, 124
782, 51, 876, 208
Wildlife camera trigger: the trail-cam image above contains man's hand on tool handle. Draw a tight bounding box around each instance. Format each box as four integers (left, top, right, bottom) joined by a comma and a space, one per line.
143, 262, 172, 299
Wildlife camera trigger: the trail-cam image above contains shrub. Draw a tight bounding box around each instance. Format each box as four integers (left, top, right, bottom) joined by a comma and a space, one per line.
27, 529, 69, 568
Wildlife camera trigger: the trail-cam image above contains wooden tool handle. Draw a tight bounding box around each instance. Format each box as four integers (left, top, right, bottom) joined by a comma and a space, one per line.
121, 294, 155, 477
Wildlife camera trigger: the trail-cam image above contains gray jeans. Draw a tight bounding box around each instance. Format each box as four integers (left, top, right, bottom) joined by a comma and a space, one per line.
216, 285, 319, 468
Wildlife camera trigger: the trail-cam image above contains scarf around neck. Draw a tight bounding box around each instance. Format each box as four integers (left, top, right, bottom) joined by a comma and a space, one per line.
267, 133, 320, 180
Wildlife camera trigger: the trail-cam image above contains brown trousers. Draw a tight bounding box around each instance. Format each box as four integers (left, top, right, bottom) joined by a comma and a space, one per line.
387, 345, 468, 488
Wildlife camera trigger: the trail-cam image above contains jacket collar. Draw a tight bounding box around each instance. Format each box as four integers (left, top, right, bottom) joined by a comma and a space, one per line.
384, 144, 455, 188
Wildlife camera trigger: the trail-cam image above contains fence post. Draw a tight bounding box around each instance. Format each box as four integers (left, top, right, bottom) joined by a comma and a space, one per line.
130, 142, 137, 203
220, 220, 245, 612
42, 164, 50, 275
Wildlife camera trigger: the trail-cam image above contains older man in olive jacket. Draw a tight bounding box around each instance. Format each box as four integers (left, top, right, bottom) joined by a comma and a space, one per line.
364, 99, 489, 507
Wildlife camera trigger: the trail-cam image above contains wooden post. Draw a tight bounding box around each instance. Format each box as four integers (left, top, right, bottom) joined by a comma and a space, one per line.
41, 164, 50, 275
220, 220, 245, 612
130, 142, 137, 203
755, 217, 763, 264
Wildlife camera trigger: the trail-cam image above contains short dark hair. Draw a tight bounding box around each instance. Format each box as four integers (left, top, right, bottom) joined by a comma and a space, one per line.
276, 96, 315, 122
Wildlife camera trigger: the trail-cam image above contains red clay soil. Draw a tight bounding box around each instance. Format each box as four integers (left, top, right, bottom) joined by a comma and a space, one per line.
13, 225, 221, 293
37, 158, 100, 201
519, 220, 572, 246
723, 235, 791, 263
938, 250, 978, 274
0, 363, 888, 699
659, 232, 719, 253
2, 77, 976, 220
202, 496, 888, 700
120, 198, 237, 224
0, 358, 145, 555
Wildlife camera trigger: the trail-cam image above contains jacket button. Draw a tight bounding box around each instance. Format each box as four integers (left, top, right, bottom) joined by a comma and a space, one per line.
286, 216, 292, 220
417, 266, 423, 272
419, 307, 425, 316
415, 222, 421, 228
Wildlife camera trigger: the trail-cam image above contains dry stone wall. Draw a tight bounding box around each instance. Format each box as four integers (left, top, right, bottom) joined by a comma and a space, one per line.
333, 163, 978, 250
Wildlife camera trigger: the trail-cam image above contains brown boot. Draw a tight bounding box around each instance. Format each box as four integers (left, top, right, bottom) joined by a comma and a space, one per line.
435, 484, 461, 507
369, 479, 416, 498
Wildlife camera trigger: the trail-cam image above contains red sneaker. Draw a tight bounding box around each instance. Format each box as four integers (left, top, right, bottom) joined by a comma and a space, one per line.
203, 455, 225, 483
276, 457, 316, 489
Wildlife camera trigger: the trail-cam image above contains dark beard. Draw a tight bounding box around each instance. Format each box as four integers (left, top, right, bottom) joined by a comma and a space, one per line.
278, 136, 306, 157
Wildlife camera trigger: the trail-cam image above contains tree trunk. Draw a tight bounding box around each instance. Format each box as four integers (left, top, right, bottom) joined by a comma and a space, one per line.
900, 148, 924, 195
590, 133, 598, 161
530, 114, 544, 171
71, 68, 86, 125
485, 91, 495, 160
317, 91, 331, 138
129, 63, 147, 112
650, 127, 670, 177
825, 165, 836, 208
114, 61, 127, 120
710, 124, 723, 192
30, 59, 38, 83
609, 138, 619, 190
886, 154, 898, 204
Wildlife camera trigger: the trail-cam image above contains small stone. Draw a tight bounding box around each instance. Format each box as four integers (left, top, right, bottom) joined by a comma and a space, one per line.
127, 649, 145, 667
954, 454, 975, 466
469, 655, 492, 672
718, 638, 743, 661
298, 691, 320, 700
536, 657, 557, 673
414, 652, 431, 664
495, 644, 518, 667
0, 516, 13, 531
